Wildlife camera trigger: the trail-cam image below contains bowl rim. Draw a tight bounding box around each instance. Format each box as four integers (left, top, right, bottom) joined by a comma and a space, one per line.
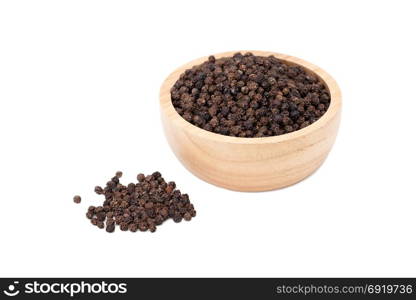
160, 50, 341, 145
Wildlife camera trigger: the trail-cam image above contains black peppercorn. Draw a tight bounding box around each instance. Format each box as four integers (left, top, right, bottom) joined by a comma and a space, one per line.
137, 173, 145, 182
106, 223, 115, 233
94, 186, 103, 195
184, 212, 192, 221
128, 223, 138, 232
173, 214, 182, 223
138, 222, 148, 232
73, 195, 81, 204
120, 223, 129, 231
97, 221, 104, 229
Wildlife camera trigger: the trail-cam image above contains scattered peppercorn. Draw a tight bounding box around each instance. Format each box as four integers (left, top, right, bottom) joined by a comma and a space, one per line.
73, 195, 81, 204
106, 222, 115, 233
171, 52, 330, 137
94, 186, 103, 195
76, 171, 196, 233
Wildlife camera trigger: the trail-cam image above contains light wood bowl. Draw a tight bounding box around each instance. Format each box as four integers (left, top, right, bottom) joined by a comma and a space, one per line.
160, 51, 341, 191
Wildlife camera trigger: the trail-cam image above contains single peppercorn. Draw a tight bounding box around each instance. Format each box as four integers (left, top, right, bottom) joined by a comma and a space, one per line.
149, 223, 157, 232
173, 214, 182, 223
137, 173, 145, 182
120, 223, 129, 231
128, 223, 138, 232
184, 212, 192, 221
138, 222, 148, 232
73, 195, 81, 204
106, 223, 115, 233
94, 186, 103, 195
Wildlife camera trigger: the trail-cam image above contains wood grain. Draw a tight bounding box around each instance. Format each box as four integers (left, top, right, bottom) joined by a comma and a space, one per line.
160, 51, 342, 191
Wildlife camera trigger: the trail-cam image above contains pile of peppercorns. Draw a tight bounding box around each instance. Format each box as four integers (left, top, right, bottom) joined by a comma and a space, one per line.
171, 52, 331, 137
74, 171, 196, 233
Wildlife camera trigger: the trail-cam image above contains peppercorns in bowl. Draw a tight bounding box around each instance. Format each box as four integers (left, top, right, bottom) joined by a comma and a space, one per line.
160, 51, 341, 191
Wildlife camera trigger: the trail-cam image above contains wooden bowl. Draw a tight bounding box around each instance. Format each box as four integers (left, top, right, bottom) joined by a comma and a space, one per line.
160, 51, 341, 191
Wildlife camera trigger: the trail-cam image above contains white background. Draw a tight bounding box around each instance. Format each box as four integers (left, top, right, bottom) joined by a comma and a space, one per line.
0, 0, 415, 277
